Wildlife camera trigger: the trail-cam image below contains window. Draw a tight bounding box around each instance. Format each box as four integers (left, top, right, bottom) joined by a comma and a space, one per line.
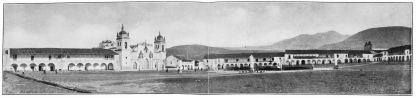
31, 55, 34, 61
67, 55, 70, 59
12, 54, 17, 60
272, 58, 274, 61
225, 59, 228, 62
236, 59, 239, 62
125, 42, 127, 49
247, 59, 250, 62
337, 55, 339, 58
263, 58, 266, 61
162, 45, 164, 51
49, 55, 52, 60
256, 58, 258, 62
326, 55, 328, 58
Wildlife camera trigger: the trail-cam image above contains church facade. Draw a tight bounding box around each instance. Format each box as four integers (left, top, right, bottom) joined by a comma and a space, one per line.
97, 25, 167, 71
3, 24, 167, 71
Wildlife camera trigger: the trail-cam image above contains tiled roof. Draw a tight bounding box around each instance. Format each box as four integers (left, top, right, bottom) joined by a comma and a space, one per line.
373, 54, 383, 57
293, 56, 326, 59
9, 48, 118, 55
388, 45, 411, 55
204, 52, 285, 59
171, 55, 193, 61
285, 50, 372, 54
172, 55, 190, 60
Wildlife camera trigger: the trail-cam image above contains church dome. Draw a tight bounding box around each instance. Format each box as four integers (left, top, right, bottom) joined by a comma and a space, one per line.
118, 24, 128, 35
119, 31, 128, 35
154, 31, 165, 43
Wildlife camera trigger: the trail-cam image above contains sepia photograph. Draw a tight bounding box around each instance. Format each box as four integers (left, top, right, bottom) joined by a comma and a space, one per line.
1, 0, 413, 95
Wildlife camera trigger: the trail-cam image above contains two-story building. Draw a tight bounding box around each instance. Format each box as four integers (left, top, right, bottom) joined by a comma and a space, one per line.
3, 48, 118, 71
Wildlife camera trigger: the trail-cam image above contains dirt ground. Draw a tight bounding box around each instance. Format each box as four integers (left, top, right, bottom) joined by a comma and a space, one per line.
2, 62, 411, 94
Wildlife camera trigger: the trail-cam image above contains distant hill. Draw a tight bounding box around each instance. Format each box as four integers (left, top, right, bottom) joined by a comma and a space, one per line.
318, 26, 412, 50
166, 44, 283, 61
224, 30, 350, 50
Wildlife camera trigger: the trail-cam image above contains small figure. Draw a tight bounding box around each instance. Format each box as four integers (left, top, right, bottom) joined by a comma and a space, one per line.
43, 70, 46, 74
166, 69, 169, 73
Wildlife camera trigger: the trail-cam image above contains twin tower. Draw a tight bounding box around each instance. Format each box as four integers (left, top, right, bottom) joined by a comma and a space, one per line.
115, 24, 166, 71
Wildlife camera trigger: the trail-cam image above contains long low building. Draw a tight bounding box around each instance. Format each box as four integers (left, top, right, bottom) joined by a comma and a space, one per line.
203, 52, 285, 70
3, 48, 118, 71
284, 50, 373, 66
203, 50, 374, 70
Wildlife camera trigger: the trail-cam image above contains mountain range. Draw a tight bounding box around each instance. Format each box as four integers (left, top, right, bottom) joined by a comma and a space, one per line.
166, 26, 412, 60
224, 30, 350, 50
318, 26, 412, 50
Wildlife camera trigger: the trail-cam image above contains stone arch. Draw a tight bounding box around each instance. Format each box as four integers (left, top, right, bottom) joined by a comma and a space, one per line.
296, 60, 300, 65
401, 56, 405, 61
358, 59, 361, 63
291, 60, 295, 65
407, 56, 410, 61
328, 60, 332, 64
240, 64, 243, 68
29, 63, 37, 71
301, 60, 306, 65
68, 63, 75, 71
155, 61, 158, 69
337, 59, 341, 63
367, 59, 370, 62
307, 60, 311, 64
354, 59, 358, 63
101, 63, 107, 70
108, 63, 114, 70
133, 62, 138, 69
47, 63, 55, 71
312, 60, 316, 65
85, 63, 92, 71
344, 59, 348, 63
254, 63, 258, 67
259, 63, 263, 66
273, 63, 278, 68
39, 63, 46, 71
218, 64, 221, 69
11, 64, 18, 71
93, 63, 100, 70
363, 59, 366, 62
322, 60, 325, 64
76, 63, 84, 71
349, 59, 353, 63
18, 63, 27, 71
244, 63, 248, 67
145, 59, 150, 69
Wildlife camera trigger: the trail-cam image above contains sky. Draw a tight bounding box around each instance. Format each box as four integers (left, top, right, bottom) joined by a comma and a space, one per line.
3, 2, 412, 48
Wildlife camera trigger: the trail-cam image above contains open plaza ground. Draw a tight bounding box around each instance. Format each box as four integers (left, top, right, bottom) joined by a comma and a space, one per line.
2, 62, 411, 94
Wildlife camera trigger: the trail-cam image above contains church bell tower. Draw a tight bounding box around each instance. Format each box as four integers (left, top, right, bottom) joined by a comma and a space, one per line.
154, 31, 166, 70
116, 24, 131, 70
